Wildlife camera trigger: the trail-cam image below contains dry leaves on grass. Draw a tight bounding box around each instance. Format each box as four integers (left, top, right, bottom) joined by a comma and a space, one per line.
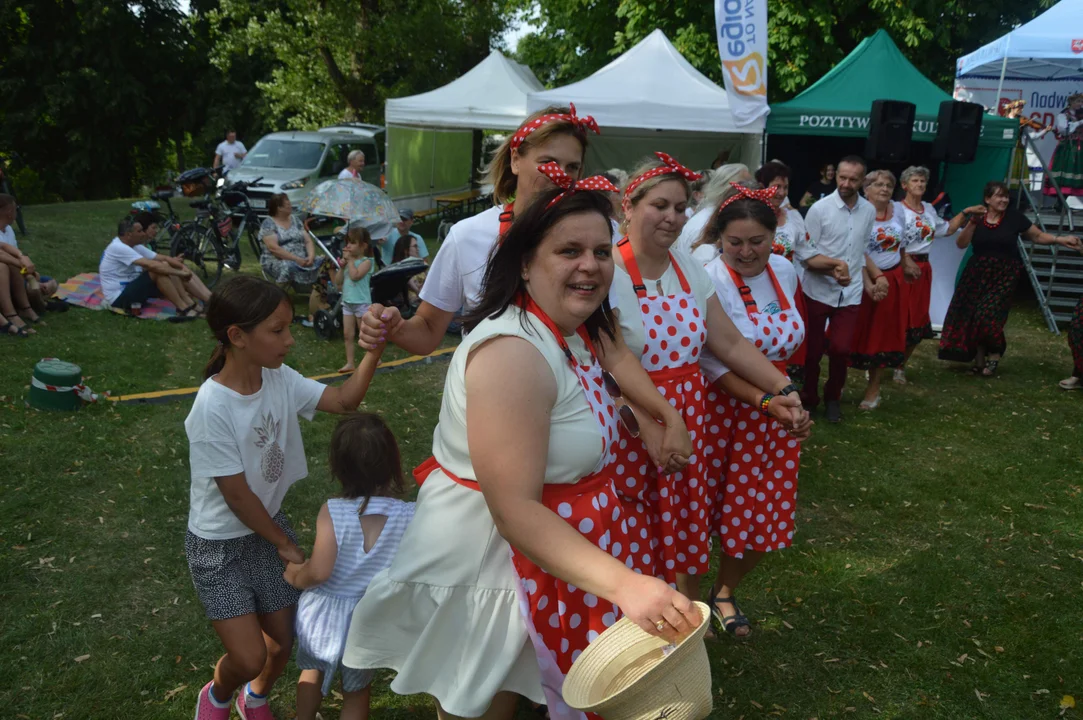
73, 654, 90, 663
163, 685, 187, 702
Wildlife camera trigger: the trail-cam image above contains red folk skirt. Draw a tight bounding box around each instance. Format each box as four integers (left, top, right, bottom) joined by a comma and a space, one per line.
850, 263, 907, 369
905, 255, 935, 347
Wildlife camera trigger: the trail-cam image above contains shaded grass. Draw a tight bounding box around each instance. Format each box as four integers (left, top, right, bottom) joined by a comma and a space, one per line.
1, 199, 1082, 719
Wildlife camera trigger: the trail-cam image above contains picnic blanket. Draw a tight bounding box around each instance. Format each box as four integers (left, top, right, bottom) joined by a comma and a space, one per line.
56, 273, 178, 320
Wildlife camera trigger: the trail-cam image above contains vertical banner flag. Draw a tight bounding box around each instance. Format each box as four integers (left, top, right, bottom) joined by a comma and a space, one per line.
715, 0, 770, 127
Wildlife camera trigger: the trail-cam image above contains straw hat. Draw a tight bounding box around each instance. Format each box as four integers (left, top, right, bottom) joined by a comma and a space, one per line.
563, 601, 713, 720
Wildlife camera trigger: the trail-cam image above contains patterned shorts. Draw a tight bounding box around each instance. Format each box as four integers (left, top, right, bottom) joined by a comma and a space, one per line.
296, 647, 374, 693
185, 511, 302, 621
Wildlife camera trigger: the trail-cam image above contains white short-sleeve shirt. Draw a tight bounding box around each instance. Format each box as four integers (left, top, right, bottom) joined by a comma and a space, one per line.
215, 140, 247, 171
608, 249, 717, 361
795, 190, 875, 308
98, 237, 156, 305
674, 206, 713, 256
896, 200, 949, 256
1, 225, 18, 249
185, 365, 327, 539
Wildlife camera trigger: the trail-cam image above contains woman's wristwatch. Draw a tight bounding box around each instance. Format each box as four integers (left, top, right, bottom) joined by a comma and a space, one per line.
778, 383, 799, 398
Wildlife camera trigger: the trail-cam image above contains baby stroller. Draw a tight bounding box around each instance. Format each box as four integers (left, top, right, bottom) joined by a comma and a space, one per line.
310, 231, 428, 342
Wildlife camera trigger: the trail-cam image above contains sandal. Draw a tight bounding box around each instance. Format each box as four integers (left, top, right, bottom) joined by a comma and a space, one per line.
981, 358, 1000, 377
4, 314, 34, 336
17, 305, 43, 324
1, 317, 30, 338
711, 594, 751, 639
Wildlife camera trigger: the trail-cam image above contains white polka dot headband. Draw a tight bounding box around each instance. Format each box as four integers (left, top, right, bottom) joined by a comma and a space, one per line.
537, 162, 619, 209
511, 103, 601, 150
623, 152, 703, 199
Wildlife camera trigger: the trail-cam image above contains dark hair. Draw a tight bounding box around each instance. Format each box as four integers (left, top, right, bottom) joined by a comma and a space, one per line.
267, 193, 289, 217
754, 161, 790, 188
203, 276, 290, 379
134, 210, 159, 229
838, 155, 868, 172
329, 412, 405, 512
698, 181, 779, 249
462, 188, 617, 345
983, 180, 1010, 201
118, 216, 136, 237
600, 172, 620, 186
820, 162, 835, 174
345, 225, 373, 257
0, 193, 14, 212
392, 233, 416, 264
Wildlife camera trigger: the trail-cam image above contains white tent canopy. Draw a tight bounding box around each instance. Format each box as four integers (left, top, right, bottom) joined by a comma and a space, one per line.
528, 29, 765, 134
956, 0, 1083, 80
386, 50, 544, 130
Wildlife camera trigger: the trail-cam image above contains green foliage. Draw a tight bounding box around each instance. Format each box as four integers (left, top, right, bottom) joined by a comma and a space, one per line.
206, 0, 508, 130
8, 166, 57, 205
510, 0, 1057, 99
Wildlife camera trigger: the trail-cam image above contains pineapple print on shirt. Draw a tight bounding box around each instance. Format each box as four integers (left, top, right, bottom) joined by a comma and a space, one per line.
254, 412, 285, 484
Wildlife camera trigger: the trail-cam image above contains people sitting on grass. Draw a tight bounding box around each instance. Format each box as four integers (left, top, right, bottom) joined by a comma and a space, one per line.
283, 412, 414, 720
133, 211, 212, 304
99, 216, 205, 318
381, 209, 428, 267
0, 192, 56, 337
184, 275, 385, 720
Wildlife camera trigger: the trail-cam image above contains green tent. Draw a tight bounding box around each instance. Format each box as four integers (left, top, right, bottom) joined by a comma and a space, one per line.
767, 30, 1017, 205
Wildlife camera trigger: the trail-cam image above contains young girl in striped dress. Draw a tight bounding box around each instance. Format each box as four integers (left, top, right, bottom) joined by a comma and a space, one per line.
283, 413, 415, 720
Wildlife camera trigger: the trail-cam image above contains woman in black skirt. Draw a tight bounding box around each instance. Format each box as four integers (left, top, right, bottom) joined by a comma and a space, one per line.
939, 181, 1080, 376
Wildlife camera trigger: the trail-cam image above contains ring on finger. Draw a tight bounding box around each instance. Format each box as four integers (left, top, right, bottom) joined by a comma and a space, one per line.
655, 619, 666, 632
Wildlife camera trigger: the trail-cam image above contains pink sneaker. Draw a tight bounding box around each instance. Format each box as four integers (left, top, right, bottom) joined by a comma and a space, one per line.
194, 682, 231, 720
235, 689, 274, 720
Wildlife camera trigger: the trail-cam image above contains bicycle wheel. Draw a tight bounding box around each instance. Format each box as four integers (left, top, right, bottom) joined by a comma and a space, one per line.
245, 217, 264, 267
172, 222, 225, 289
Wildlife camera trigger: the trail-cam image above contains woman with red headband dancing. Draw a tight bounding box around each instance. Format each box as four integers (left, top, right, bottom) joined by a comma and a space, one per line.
691, 181, 812, 638
358, 107, 691, 474
607, 154, 806, 605
343, 185, 700, 720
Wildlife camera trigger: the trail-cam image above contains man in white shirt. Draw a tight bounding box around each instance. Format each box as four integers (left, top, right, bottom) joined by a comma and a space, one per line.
99, 216, 203, 316
793, 155, 876, 423
382, 209, 429, 266
337, 150, 365, 180
213, 130, 247, 174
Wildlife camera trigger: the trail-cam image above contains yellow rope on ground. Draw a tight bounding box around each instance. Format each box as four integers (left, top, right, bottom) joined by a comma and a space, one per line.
106, 345, 458, 403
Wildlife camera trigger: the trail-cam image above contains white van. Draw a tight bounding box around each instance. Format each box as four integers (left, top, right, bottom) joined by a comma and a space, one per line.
228, 124, 385, 212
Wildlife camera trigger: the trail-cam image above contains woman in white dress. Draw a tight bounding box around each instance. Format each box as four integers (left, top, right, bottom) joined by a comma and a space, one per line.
343, 188, 701, 719
753, 161, 805, 262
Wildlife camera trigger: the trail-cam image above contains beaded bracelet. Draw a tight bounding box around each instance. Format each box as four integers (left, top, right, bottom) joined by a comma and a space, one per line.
760, 393, 774, 414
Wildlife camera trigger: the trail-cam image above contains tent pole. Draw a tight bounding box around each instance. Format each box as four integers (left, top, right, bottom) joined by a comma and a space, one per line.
993, 52, 1009, 114
429, 129, 437, 210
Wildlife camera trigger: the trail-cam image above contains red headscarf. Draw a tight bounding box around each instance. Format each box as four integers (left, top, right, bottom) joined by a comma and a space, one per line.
511, 103, 600, 150
623, 151, 703, 199
536, 162, 619, 209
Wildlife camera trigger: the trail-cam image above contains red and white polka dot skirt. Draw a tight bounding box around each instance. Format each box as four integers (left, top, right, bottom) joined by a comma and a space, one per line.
713, 396, 800, 558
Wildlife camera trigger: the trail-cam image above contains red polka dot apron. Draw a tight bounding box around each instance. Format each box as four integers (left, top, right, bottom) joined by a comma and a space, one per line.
714, 264, 803, 558
612, 238, 713, 585
413, 297, 631, 720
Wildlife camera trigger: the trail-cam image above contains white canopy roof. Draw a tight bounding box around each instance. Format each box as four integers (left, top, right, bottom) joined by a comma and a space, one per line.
527, 29, 763, 135
956, 0, 1083, 79
385, 51, 544, 130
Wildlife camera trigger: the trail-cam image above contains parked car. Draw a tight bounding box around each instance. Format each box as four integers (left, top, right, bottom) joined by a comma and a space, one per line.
228, 125, 385, 212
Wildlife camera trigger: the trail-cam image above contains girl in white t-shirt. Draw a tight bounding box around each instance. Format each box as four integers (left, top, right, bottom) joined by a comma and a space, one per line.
284, 412, 415, 720
185, 275, 385, 720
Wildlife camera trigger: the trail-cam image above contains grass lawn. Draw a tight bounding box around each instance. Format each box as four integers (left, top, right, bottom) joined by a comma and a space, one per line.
2, 199, 1082, 720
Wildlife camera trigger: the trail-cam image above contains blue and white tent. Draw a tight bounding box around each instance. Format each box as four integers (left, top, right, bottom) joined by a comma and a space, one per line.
956, 0, 1083, 82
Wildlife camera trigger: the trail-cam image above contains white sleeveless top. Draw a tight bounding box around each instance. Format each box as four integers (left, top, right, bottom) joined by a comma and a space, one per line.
434, 304, 605, 484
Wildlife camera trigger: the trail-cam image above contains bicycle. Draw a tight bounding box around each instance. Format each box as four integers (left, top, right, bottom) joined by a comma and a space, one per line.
170, 168, 263, 289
